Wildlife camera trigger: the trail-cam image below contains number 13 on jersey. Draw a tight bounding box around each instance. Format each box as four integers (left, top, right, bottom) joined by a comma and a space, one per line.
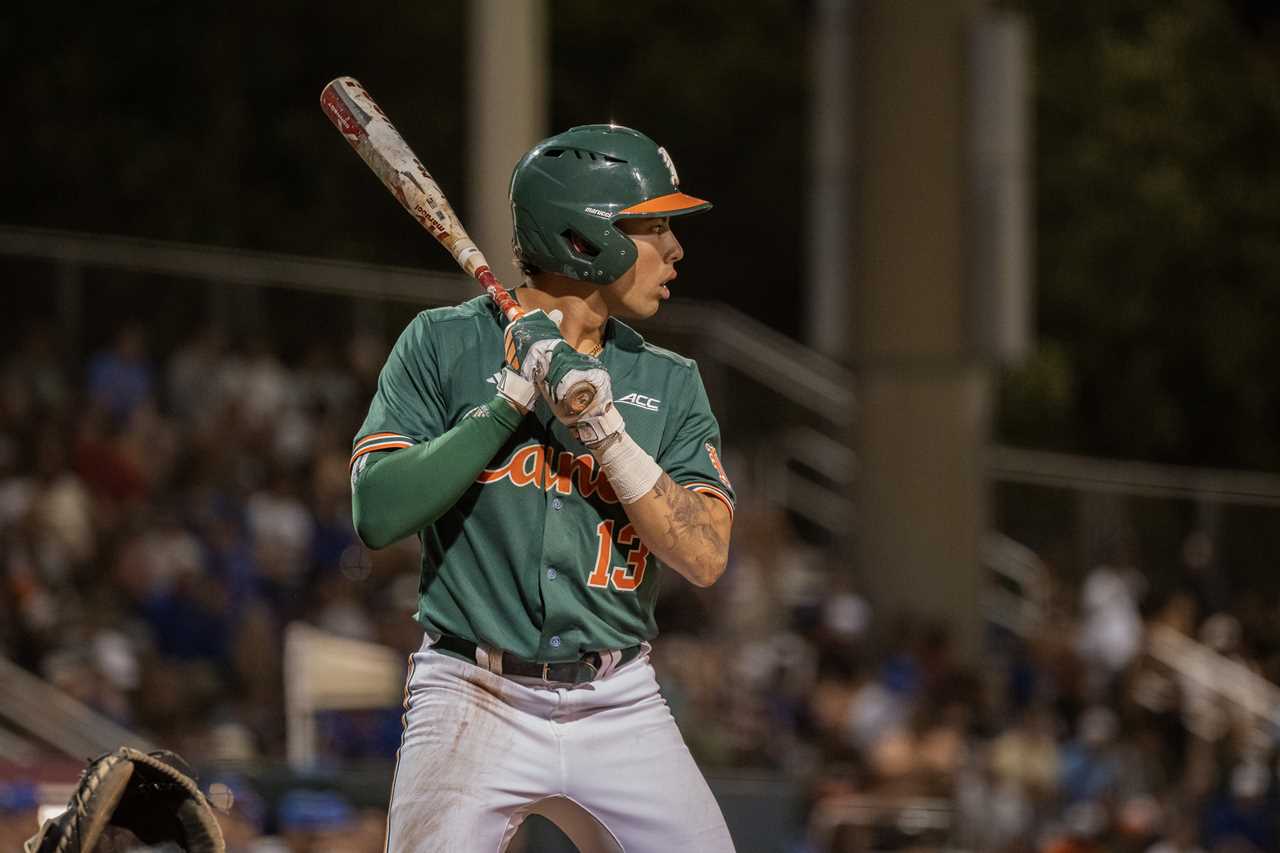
588, 520, 650, 592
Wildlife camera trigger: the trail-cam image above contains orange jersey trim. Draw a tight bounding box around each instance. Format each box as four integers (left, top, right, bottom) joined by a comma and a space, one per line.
354, 431, 413, 449
349, 440, 413, 469
687, 483, 735, 521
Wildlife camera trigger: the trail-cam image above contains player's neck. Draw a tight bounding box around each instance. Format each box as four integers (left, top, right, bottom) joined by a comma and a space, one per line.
520, 277, 608, 355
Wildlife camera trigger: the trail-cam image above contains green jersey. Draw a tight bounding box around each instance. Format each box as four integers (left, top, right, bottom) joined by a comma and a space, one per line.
352, 293, 734, 662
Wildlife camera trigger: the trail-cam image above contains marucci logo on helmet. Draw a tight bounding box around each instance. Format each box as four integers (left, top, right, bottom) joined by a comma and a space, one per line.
584, 207, 613, 219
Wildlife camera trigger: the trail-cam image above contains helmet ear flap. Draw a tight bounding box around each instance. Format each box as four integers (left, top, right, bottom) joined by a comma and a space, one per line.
562, 229, 600, 259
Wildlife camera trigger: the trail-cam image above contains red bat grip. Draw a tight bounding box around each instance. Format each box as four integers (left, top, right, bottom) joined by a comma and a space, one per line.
476, 266, 523, 324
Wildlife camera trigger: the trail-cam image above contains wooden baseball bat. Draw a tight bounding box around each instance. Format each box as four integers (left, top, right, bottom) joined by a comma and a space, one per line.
319, 76, 595, 414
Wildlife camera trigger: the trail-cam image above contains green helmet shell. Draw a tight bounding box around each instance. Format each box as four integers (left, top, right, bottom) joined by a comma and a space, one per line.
509, 124, 711, 283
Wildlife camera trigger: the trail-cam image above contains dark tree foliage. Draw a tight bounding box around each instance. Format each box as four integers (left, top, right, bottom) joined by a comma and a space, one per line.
2, 2, 808, 336
549, 1, 808, 335
4, 2, 466, 263
1003, 0, 1280, 469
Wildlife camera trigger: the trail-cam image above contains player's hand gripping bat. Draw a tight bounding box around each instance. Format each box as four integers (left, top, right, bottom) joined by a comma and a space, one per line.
319, 76, 596, 416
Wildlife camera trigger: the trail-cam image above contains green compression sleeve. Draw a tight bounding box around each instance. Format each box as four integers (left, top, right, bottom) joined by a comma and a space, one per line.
352, 397, 523, 549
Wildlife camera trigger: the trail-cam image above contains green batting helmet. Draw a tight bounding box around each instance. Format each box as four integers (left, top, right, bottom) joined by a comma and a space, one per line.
509, 124, 711, 284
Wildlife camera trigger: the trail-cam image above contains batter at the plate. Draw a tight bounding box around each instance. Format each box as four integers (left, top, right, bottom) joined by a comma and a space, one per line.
351, 125, 736, 852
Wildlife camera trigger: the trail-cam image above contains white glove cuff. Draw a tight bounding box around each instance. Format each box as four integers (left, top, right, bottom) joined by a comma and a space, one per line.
572, 403, 624, 446
495, 367, 538, 414
595, 429, 663, 504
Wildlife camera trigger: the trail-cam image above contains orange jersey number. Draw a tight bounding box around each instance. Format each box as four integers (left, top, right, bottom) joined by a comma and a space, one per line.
588, 520, 651, 592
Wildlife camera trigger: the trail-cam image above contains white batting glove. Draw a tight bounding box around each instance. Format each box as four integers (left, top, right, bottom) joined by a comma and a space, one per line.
541, 348, 622, 443
503, 308, 567, 392
494, 368, 538, 414
541, 351, 660, 503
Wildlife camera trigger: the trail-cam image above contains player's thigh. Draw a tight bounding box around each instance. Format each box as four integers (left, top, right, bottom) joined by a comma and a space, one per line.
386, 657, 549, 852
560, 684, 735, 852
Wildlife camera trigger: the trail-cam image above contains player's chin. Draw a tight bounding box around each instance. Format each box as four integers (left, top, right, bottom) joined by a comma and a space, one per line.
633, 298, 663, 320
617, 295, 662, 320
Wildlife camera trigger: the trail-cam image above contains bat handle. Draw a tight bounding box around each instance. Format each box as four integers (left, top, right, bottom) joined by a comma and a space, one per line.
476, 267, 598, 415
476, 267, 523, 323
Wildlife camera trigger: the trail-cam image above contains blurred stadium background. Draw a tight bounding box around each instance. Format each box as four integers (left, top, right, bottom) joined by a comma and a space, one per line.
4, 1, 1280, 850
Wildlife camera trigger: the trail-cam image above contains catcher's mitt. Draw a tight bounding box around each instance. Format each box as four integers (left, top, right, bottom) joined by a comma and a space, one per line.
24, 747, 225, 853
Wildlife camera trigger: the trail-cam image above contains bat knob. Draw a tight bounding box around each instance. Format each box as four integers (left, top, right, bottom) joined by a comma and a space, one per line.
565, 382, 597, 417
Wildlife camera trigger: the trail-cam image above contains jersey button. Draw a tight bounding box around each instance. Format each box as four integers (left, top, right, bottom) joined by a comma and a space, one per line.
546, 567, 558, 580
551, 497, 563, 510
549, 635, 562, 648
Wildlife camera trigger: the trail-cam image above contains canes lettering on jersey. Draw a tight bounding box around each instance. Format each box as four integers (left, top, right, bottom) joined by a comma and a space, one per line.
476, 443, 619, 504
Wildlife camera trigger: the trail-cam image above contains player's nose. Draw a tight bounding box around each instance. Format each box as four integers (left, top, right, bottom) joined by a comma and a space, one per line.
665, 230, 684, 264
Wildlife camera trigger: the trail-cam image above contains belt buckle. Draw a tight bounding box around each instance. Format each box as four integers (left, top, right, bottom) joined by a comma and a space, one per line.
541, 662, 553, 684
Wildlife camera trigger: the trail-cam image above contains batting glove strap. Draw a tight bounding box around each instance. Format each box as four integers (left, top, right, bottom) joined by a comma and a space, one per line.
572, 402, 625, 446
494, 367, 538, 415
593, 425, 663, 504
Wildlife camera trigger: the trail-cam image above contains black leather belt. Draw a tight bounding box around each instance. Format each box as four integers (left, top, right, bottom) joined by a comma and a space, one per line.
434, 635, 641, 685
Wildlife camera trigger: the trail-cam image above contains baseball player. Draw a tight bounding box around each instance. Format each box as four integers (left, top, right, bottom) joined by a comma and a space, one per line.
350, 125, 736, 851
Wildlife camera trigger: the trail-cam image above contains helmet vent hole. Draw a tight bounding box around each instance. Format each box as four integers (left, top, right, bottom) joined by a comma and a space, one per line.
562, 229, 600, 259
543, 149, 565, 158
601, 155, 627, 164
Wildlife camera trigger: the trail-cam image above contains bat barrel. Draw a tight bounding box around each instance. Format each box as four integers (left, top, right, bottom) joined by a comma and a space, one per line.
322, 75, 595, 409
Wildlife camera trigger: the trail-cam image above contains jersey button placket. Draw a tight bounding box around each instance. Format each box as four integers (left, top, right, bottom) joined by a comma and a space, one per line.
551, 497, 563, 510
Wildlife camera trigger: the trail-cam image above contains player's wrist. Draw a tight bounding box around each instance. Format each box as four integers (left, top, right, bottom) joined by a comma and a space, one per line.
485, 394, 526, 430
592, 427, 662, 504
495, 395, 526, 416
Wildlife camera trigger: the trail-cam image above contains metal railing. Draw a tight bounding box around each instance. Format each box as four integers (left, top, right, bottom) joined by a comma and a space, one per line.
7, 226, 1280, 543
989, 445, 1280, 507
0, 225, 858, 536
0, 225, 855, 425
1147, 623, 1280, 728
0, 656, 156, 761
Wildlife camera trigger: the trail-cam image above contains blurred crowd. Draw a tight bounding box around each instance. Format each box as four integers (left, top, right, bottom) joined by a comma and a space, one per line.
0, 321, 420, 849
657, 515, 1280, 852
2, 319, 1280, 851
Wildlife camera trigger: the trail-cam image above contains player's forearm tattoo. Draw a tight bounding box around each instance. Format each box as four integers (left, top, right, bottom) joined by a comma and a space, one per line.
650, 473, 727, 580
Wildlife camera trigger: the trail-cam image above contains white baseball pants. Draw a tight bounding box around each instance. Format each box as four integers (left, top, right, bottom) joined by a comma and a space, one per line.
384, 638, 736, 852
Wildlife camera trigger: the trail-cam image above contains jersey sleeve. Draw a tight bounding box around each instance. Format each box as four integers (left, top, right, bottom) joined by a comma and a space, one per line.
351, 313, 448, 472
657, 365, 736, 519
